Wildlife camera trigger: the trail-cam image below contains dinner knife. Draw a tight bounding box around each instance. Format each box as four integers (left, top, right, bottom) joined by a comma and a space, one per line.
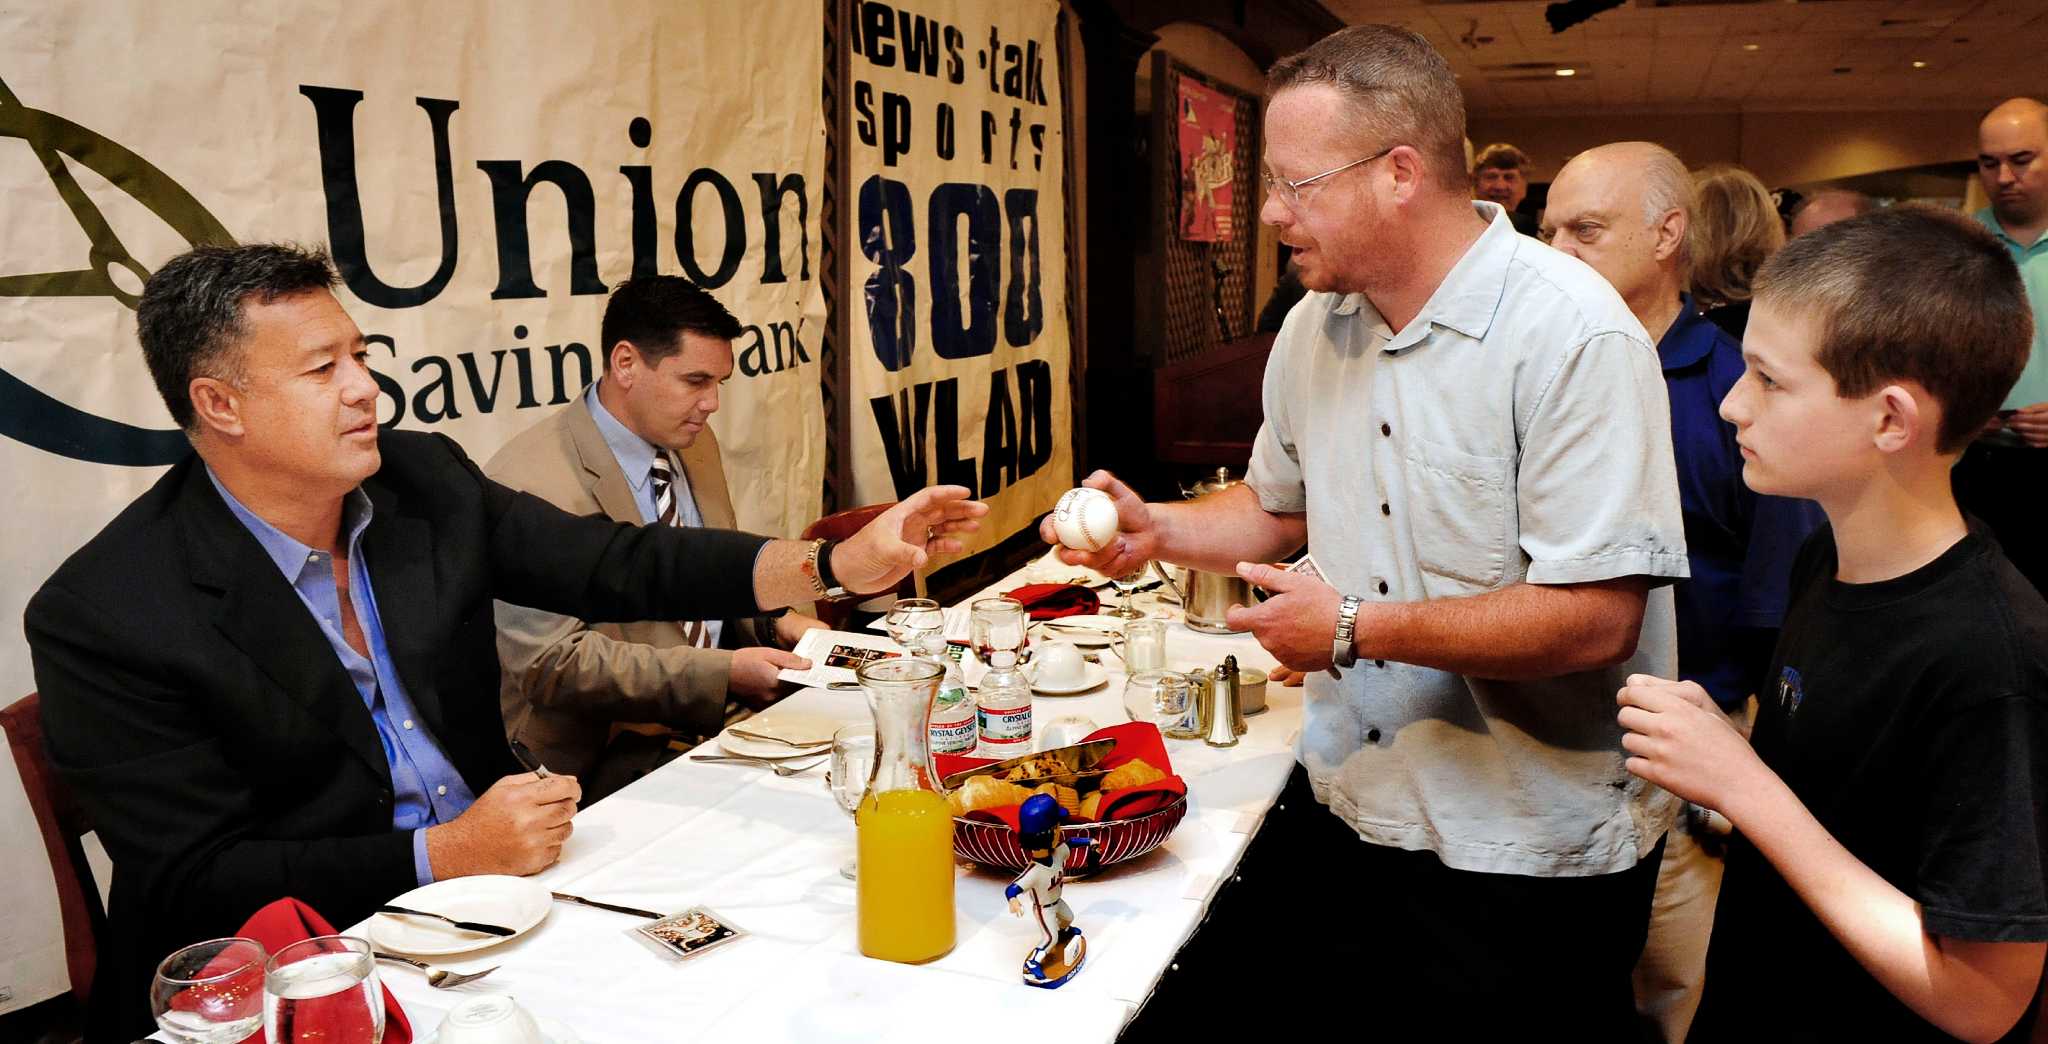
550, 891, 665, 920
375, 904, 517, 937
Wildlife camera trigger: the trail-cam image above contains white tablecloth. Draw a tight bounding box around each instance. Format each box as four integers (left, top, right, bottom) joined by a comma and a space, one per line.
359, 554, 1299, 1043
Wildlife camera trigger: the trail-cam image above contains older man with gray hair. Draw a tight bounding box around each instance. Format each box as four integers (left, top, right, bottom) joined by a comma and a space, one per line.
1545, 142, 1823, 1041
1052, 28, 1688, 1036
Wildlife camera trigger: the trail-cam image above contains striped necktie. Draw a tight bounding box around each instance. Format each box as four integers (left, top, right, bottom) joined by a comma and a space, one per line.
648, 455, 715, 649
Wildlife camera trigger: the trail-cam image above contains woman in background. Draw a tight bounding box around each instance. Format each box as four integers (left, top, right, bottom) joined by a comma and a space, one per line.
1690, 164, 1786, 339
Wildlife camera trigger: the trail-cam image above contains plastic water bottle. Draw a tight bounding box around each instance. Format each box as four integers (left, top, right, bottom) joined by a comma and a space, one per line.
976, 667, 1033, 757
921, 637, 978, 756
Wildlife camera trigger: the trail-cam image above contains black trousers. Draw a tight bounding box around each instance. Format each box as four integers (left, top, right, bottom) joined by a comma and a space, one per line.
1954, 440, 2048, 598
1127, 765, 1665, 1041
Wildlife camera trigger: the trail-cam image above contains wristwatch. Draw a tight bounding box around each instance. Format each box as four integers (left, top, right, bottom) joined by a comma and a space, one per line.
1332, 595, 1363, 669
803, 538, 852, 600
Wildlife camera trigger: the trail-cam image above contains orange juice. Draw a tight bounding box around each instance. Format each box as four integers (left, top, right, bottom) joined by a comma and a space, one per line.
856, 787, 956, 962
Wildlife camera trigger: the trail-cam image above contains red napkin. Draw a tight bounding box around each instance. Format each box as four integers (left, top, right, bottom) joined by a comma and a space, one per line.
235, 897, 413, 1043
1002, 583, 1101, 620
935, 721, 1187, 829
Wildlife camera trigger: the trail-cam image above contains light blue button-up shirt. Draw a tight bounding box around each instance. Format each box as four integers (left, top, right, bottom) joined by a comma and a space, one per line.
586, 383, 720, 646
1973, 207, 2048, 412
208, 468, 477, 885
1248, 202, 1687, 877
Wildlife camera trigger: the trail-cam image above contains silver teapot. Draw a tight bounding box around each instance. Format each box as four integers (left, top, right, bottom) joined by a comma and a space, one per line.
1151, 467, 1257, 634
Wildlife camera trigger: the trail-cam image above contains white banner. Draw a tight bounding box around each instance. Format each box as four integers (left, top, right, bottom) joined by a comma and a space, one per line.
0, 0, 822, 1010
845, 0, 1072, 561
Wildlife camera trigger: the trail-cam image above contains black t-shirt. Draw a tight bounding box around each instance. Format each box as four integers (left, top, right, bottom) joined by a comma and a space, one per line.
1691, 524, 2048, 1042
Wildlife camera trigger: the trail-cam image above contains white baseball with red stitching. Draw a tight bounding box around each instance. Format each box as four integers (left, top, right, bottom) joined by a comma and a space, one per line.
1052, 487, 1119, 552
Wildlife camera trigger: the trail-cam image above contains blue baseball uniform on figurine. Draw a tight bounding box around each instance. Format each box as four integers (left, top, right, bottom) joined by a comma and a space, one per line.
1006, 793, 1091, 987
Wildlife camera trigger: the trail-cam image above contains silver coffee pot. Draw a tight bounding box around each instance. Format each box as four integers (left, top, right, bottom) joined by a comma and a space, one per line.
1151, 467, 1258, 634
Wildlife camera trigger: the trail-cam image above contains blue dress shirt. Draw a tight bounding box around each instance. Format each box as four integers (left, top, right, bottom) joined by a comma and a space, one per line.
586, 384, 720, 646
207, 468, 477, 884
1661, 295, 1827, 708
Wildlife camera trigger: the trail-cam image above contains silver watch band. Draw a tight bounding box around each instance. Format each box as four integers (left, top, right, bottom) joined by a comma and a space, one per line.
1333, 595, 1362, 669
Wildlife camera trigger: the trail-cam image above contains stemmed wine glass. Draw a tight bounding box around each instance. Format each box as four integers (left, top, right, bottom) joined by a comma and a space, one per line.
151, 937, 267, 1044
264, 935, 384, 1044
882, 597, 945, 657
970, 596, 1031, 669
825, 722, 878, 879
1107, 568, 1150, 620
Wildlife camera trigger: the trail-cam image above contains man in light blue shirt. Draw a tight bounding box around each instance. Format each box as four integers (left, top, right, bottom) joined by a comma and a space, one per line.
1048, 25, 1686, 1036
1958, 96, 2048, 594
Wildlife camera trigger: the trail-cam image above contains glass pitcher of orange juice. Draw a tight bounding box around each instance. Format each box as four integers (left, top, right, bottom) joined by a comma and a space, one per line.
855, 657, 956, 963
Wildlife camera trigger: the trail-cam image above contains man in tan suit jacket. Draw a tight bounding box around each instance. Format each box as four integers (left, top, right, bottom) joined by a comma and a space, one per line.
488, 276, 823, 803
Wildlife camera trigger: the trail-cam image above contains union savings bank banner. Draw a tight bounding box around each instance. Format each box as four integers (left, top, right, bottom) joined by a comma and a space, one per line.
0, 0, 822, 1009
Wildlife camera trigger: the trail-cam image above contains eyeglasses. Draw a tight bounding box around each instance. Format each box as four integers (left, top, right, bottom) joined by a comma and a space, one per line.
1261, 145, 1397, 209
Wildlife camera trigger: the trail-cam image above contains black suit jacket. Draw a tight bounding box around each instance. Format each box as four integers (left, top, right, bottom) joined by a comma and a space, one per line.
24, 430, 768, 1040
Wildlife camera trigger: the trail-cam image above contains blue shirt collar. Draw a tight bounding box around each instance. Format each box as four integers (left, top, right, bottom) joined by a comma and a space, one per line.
585, 381, 661, 493
1332, 201, 1515, 352
205, 465, 373, 582
1975, 206, 2048, 255
1657, 293, 1722, 372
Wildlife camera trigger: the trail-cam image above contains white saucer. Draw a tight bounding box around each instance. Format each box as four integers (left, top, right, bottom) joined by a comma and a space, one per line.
717, 711, 839, 759
1029, 661, 1109, 695
371, 875, 550, 956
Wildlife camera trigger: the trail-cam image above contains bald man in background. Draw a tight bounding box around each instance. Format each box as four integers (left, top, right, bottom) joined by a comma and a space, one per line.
1956, 97, 2048, 595
1788, 188, 1876, 238
1545, 142, 1823, 1041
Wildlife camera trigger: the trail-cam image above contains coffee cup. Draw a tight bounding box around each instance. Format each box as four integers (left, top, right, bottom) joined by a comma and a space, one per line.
1038, 715, 1098, 751
1034, 640, 1087, 687
437, 994, 545, 1044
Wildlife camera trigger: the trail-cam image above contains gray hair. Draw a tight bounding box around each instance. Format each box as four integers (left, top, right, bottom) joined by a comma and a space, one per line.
1635, 146, 1692, 222
1568, 141, 1694, 267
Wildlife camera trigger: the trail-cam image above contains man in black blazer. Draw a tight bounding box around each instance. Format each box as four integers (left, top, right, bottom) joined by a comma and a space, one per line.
23, 243, 983, 1039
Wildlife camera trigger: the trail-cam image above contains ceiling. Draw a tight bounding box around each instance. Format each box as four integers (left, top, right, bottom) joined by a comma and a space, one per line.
1316, 0, 2046, 115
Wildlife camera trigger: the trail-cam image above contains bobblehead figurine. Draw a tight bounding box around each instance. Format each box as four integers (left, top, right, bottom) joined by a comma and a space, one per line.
1006, 793, 1092, 988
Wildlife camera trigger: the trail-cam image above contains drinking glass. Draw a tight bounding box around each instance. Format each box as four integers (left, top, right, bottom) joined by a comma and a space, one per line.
151, 937, 266, 1044
970, 596, 1031, 669
1123, 669, 1194, 736
825, 722, 878, 879
264, 935, 384, 1044
1122, 618, 1169, 673
882, 597, 944, 652
1107, 568, 1149, 620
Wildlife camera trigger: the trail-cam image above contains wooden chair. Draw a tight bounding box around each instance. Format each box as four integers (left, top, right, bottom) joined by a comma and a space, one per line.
800, 503, 910, 629
0, 693, 103, 1006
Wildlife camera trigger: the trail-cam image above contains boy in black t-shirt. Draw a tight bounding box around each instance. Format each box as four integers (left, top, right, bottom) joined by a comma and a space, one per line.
1616, 206, 2048, 1043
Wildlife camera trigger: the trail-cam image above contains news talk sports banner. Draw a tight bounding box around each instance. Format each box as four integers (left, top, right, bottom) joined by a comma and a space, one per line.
845, 0, 1072, 565
0, 0, 821, 1010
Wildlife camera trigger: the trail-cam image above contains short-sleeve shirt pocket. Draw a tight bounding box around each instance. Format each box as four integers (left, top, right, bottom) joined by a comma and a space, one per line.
1404, 436, 1512, 595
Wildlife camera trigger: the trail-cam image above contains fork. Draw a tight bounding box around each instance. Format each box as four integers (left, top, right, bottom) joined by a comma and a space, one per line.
725, 726, 831, 749
373, 952, 498, 989
689, 753, 827, 776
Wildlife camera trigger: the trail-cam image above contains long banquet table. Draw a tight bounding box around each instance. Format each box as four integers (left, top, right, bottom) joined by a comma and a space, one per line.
357, 553, 1298, 1042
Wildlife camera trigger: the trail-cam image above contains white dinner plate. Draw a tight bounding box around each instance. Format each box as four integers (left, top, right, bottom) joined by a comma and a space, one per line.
1029, 660, 1109, 695
370, 875, 550, 956
1031, 614, 1128, 647
717, 711, 839, 759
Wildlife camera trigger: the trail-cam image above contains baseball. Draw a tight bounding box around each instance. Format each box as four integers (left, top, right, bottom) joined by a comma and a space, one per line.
1052, 487, 1120, 552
